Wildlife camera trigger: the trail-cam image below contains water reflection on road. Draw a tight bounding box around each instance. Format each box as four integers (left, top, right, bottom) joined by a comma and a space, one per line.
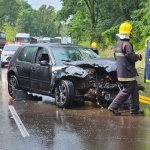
9, 99, 150, 150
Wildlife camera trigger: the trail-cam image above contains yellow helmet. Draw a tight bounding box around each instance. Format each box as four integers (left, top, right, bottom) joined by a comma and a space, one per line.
119, 22, 132, 35
91, 42, 97, 48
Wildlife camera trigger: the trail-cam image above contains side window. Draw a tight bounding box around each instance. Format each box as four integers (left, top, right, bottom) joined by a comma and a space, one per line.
35, 47, 49, 63
18, 46, 37, 63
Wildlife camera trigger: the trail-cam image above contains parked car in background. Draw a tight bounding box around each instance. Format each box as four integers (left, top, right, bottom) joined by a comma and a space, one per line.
1, 44, 21, 68
42, 37, 51, 43
7, 43, 119, 108
0, 32, 6, 49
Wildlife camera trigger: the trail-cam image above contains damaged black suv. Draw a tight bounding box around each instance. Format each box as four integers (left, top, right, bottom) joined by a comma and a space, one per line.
7, 43, 119, 108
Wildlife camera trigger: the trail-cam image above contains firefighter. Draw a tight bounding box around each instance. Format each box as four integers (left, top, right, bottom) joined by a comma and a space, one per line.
91, 42, 99, 55
108, 22, 144, 116
145, 36, 150, 83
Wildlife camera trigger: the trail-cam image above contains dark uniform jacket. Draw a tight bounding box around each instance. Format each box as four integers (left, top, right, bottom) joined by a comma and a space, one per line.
114, 39, 139, 81
91, 48, 99, 55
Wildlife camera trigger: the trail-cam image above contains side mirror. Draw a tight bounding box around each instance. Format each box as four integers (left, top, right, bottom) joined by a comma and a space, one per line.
39, 60, 49, 66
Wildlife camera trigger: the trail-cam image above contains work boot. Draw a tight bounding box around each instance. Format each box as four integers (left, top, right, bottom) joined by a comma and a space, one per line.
130, 110, 144, 114
108, 107, 121, 116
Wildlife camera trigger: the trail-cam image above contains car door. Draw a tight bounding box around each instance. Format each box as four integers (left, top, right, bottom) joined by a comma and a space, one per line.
30, 47, 52, 94
16, 46, 38, 90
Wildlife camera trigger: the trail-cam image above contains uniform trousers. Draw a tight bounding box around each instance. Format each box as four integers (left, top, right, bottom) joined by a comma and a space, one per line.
109, 80, 139, 111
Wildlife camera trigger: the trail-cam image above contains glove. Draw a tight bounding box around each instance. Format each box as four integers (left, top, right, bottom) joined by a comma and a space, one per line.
139, 54, 142, 61
138, 84, 145, 91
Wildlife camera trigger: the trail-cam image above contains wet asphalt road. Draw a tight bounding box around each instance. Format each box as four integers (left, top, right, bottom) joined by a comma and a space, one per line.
1, 67, 150, 150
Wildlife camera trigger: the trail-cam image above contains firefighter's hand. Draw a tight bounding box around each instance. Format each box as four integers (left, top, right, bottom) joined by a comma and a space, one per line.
139, 54, 142, 61
138, 84, 146, 92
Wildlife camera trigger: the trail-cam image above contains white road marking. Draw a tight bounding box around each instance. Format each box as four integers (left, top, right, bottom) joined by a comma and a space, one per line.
8, 105, 30, 137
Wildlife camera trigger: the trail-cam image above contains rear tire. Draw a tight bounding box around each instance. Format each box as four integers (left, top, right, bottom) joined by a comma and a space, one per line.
55, 80, 75, 108
8, 75, 19, 97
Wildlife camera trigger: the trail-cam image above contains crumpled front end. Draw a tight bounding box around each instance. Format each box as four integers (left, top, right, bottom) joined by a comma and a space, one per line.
66, 66, 118, 103
60, 58, 119, 104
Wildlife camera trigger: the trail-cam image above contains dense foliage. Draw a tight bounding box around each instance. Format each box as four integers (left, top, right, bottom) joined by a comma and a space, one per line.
59, 0, 149, 49
0, 0, 149, 49
0, 0, 63, 41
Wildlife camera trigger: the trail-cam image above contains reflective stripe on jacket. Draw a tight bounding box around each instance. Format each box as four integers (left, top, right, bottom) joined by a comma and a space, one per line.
114, 39, 139, 81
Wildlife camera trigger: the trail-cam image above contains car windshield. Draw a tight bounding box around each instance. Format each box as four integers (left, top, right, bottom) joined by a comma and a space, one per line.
51, 46, 100, 65
3, 45, 20, 51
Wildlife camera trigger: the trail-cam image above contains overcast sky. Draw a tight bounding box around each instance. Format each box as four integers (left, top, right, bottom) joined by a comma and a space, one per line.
27, 0, 62, 10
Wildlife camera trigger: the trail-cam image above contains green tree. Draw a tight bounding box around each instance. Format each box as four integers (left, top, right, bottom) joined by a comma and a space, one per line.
60, 0, 146, 45
20, 0, 32, 9
130, 0, 150, 48
16, 9, 35, 34
0, 0, 21, 29
35, 5, 58, 37
16, 0, 41, 36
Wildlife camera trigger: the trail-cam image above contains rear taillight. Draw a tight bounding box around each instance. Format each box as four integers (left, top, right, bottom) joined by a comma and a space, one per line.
17, 41, 22, 45
8, 63, 10, 69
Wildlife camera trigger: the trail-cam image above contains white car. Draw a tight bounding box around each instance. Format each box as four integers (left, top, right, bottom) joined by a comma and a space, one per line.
1, 44, 21, 68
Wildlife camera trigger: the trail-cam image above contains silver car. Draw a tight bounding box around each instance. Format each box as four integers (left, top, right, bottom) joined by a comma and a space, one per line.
1, 44, 21, 68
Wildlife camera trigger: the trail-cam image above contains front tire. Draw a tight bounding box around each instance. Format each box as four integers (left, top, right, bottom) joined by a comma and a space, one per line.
55, 80, 75, 108
8, 75, 19, 97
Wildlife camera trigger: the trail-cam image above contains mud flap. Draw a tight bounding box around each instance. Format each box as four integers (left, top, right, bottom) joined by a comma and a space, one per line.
13, 89, 42, 101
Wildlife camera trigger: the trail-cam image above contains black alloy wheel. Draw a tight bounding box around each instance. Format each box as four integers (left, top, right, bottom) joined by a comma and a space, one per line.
8, 75, 19, 97
55, 80, 75, 108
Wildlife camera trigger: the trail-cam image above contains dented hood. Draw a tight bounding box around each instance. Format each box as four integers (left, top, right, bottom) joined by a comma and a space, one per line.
63, 57, 117, 73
